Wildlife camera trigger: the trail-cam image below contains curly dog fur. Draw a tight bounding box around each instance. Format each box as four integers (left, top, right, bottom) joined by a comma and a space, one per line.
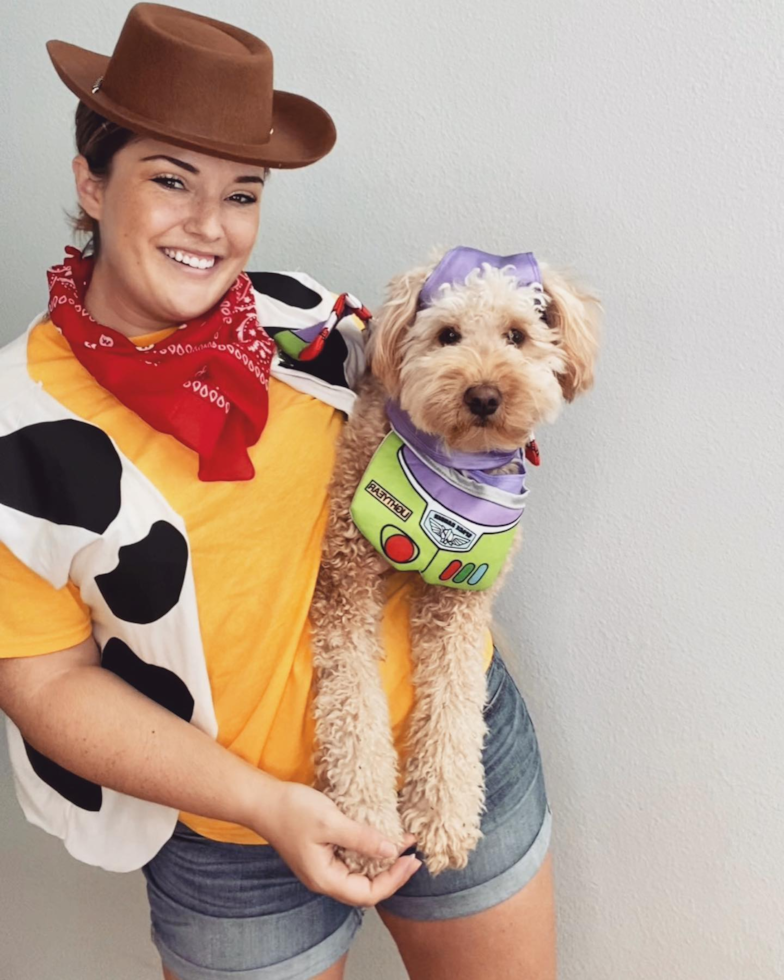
310, 246, 602, 876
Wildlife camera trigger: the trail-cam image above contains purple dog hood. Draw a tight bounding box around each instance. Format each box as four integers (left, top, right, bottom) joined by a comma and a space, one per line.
417, 246, 543, 309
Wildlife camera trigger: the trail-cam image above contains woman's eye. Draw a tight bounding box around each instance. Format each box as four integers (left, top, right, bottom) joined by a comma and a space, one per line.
152, 174, 184, 190
438, 326, 462, 346
151, 175, 256, 205
506, 328, 526, 346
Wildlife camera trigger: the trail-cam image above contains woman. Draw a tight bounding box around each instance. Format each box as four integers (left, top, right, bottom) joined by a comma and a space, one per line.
0, 5, 555, 979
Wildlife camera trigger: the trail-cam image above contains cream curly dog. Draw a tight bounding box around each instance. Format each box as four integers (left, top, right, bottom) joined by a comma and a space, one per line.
310, 247, 601, 876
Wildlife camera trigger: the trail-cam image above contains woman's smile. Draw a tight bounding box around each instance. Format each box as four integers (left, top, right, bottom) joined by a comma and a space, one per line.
159, 246, 224, 276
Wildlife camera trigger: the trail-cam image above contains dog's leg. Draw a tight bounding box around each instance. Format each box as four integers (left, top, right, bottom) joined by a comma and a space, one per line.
310, 383, 404, 877
399, 586, 492, 874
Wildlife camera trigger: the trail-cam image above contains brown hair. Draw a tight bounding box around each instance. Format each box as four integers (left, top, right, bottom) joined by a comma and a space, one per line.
65, 101, 270, 260
64, 101, 141, 259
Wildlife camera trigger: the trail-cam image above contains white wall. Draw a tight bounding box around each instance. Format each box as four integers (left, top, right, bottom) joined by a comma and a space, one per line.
1, 1, 782, 978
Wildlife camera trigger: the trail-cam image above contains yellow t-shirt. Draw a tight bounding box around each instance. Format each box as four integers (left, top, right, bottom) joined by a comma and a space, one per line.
0, 316, 493, 844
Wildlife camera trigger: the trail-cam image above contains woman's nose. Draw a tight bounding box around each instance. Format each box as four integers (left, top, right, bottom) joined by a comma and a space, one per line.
183, 197, 223, 241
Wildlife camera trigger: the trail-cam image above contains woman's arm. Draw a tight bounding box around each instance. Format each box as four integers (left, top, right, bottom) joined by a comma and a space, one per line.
0, 635, 419, 903
0, 634, 279, 826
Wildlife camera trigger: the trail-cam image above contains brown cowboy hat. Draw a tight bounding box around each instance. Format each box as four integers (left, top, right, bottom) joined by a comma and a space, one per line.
46, 2, 336, 168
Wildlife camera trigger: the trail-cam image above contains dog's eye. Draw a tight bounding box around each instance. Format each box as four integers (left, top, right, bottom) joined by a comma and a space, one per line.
438, 326, 462, 346
506, 328, 526, 346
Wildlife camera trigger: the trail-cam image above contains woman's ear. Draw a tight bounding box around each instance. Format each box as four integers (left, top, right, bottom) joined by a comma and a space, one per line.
539, 262, 603, 402
366, 260, 435, 398
72, 155, 105, 221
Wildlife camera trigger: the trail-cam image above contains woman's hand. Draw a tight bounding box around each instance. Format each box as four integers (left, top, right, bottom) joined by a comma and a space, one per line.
0, 642, 414, 901
257, 781, 420, 906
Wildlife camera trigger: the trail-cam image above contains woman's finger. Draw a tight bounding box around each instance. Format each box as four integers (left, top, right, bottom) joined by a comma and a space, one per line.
329, 853, 422, 907
325, 811, 408, 860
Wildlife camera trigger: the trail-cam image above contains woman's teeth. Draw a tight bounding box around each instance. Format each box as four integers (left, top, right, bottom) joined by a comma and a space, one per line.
162, 248, 217, 270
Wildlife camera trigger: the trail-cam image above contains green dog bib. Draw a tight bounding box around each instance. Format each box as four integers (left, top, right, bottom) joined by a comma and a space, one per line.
350, 416, 529, 592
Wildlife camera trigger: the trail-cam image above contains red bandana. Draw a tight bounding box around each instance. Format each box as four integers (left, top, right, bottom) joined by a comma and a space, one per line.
46, 246, 277, 482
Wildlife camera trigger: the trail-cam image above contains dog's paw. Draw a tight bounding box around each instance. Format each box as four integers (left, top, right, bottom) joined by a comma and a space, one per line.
400, 785, 484, 875
330, 796, 406, 880
335, 846, 396, 879
409, 813, 483, 875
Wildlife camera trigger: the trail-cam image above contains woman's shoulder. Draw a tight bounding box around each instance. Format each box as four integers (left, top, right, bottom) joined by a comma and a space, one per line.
248, 268, 333, 307
0, 312, 50, 414
251, 269, 368, 413
248, 268, 368, 331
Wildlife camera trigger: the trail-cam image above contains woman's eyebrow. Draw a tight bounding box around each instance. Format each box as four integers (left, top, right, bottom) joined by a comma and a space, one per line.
140, 154, 265, 184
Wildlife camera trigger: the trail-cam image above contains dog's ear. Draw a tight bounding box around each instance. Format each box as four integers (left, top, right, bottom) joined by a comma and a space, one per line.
539, 262, 603, 403
366, 261, 435, 397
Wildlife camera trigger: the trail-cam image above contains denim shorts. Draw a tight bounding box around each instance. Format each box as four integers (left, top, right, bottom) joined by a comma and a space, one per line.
141, 649, 552, 980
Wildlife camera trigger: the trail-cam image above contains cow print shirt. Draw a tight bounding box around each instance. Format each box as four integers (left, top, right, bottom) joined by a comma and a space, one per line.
0, 270, 392, 872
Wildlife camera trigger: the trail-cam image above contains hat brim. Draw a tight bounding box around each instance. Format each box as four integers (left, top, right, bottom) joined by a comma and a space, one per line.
47, 39, 337, 169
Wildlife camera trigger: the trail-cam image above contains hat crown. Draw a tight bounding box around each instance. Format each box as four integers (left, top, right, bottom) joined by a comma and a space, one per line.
101, 3, 274, 144
46, 1, 336, 167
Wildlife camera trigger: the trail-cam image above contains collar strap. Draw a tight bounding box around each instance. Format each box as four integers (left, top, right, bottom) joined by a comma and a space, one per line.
386, 400, 526, 493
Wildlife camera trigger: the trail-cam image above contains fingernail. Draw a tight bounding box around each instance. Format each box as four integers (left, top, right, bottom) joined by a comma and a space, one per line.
378, 841, 397, 858
408, 856, 422, 872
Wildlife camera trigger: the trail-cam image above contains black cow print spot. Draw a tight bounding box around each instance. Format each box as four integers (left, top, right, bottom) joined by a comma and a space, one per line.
102, 638, 195, 721
23, 740, 102, 812
248, 271, 322, 309
0, 420, 122, 533
95, 521, 188, 624
21, 637, 195, 810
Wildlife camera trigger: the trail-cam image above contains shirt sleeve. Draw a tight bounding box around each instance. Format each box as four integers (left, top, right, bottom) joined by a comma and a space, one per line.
0, 542, 93, 659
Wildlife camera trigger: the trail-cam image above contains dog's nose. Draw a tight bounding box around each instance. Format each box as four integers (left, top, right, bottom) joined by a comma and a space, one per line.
464, 385, 502, 417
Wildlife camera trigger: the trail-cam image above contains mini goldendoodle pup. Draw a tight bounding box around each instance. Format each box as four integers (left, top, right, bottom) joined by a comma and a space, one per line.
310, 246, 602, 876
